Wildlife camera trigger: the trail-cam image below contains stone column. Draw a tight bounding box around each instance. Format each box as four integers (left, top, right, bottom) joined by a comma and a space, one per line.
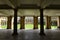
33, 16, 38, 29
7, 16, 12, 29
20, 16, 25, 29
0, 17, 1, 28
57, 16, 60, 28
12, 9, 18, 35
39, 9, 45, 35
46, 16, 51, 29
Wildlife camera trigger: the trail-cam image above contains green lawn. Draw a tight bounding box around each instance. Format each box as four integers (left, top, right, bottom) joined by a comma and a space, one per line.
0, 25, 7, 29
0, 24, 57, 29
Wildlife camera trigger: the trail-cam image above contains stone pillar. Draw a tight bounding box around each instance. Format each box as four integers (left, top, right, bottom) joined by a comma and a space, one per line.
7, 16, 12, 29
46, 16, 51, 29
39, 9, 45, 35
0, 17, 1, 27
12, 9, 18, 35
33, 16, 38, 29
57, 16, 60, 28
11, 17, 13, 29
20, 16, 25, 29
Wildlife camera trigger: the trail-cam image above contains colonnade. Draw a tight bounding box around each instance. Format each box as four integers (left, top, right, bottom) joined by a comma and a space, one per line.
3, 9, 60, 35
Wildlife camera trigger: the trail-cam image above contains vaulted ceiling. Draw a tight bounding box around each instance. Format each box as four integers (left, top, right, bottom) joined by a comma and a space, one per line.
0, 0, 60, 16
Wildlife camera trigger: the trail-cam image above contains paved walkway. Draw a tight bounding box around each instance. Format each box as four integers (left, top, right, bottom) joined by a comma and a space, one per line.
0, 29, 60, 40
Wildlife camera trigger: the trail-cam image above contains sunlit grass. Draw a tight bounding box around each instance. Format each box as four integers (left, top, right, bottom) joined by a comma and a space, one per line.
0, 25, 7, 29
51, 26, 57, 29
25, 24, 33, 30
0, 24, 57, 30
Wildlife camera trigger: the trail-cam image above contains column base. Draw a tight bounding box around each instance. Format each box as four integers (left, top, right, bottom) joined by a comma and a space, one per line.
7, 28, 9, 29
7, 28, 11, 29
20, 27, 25, 29
46, 28, 51, 29
12, 32, 18, 36
20, 28, 22, 29
39, 32, 45, 36
46, 27, 51, 29
58, 26, 60, 29
33, 27, 38, 29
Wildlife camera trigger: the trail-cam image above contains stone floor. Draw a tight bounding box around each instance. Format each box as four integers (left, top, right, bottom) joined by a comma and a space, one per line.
0, 29, 60, 40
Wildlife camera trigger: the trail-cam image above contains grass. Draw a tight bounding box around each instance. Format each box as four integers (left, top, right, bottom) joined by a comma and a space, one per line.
0, 25, 7, 29
25, 24, 33, 29
0, 24, 57, 29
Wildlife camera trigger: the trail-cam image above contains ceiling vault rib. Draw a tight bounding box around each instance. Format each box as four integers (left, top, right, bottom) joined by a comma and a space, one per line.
8, 0, 15, 8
